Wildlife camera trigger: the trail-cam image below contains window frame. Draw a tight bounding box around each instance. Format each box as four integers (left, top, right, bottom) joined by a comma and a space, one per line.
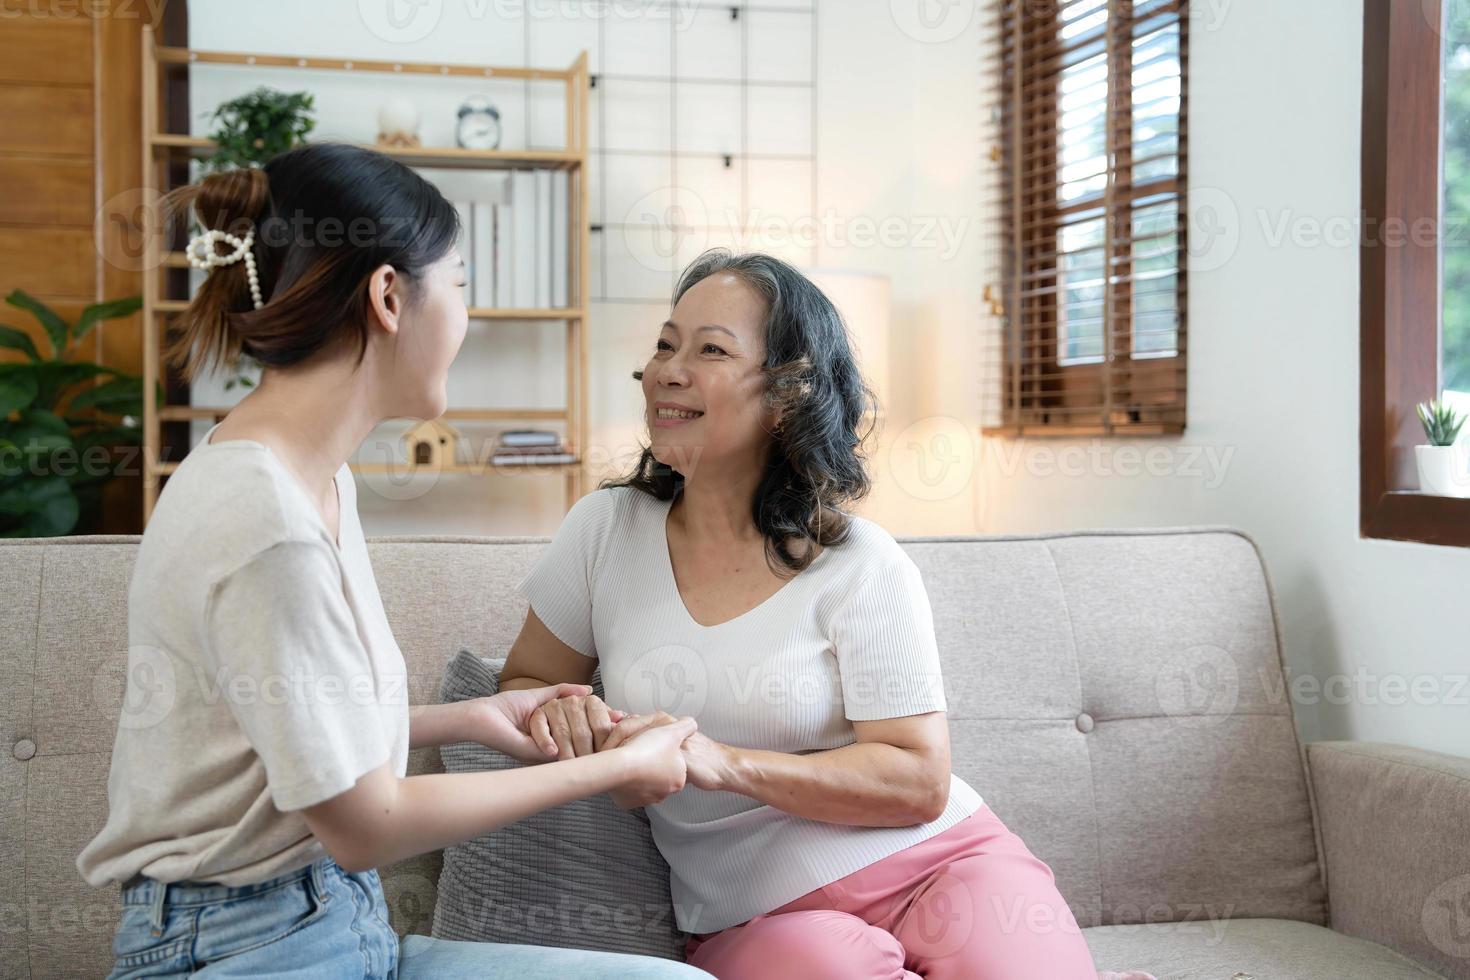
985, 0, 1188, 439
1360, 0, 1470, 546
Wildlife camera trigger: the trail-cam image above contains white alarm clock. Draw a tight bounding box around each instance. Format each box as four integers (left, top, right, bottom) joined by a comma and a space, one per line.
456, 95, 502, 150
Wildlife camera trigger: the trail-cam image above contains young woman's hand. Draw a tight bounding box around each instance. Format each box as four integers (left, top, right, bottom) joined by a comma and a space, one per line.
526, 692, 627, 760
601, 712, 698, 809
463, 684, 618, 764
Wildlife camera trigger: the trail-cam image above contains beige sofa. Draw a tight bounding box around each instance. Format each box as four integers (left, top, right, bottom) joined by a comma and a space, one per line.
3, 527, 1467, 979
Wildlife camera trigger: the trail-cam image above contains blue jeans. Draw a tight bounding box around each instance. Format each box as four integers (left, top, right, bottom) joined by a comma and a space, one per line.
108, 856, 713, 978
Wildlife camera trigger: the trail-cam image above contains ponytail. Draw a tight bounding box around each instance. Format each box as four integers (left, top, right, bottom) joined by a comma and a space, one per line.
160, 166, 272, 383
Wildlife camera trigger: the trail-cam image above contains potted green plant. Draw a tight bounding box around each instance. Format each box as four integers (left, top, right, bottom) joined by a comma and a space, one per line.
198, 86, 316, 393
202, 85, 316, 174
0, 290, 158, 536
1414, 395, 1470, 496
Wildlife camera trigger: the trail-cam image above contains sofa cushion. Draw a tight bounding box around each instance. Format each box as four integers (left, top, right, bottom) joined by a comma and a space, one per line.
1083, 917, 1444, 979
906, 529, 1328, 928
434, 651, 685, 960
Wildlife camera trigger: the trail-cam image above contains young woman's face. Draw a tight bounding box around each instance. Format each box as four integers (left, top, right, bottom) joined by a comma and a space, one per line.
641, 272, 775, 476
378, 247, 469, 419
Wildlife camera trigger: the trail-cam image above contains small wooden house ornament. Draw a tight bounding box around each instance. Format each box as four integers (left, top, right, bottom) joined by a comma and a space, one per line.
402, 419, 461, 469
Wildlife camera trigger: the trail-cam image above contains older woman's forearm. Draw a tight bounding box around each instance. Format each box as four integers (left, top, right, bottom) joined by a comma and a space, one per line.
720, 741, 949, 827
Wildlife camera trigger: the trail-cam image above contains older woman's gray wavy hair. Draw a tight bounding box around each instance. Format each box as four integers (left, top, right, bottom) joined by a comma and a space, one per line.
605, 247, 880, 575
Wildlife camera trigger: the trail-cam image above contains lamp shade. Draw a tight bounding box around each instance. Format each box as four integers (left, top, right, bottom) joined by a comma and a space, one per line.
806, 268, 891, 416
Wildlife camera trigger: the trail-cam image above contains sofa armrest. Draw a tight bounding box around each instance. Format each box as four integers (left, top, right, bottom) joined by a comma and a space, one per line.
1307, 740, 1470, 980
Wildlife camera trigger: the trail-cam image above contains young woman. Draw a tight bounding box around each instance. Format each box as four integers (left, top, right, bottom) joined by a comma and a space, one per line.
498, 250, 1113, 979
76, 142, 713, 980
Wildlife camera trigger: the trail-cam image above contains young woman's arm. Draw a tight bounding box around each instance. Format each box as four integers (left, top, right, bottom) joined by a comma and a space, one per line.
407, 682, 596, 758
613, 713, 952, 828
408, 702, 488, 751
300, 712, 697, 872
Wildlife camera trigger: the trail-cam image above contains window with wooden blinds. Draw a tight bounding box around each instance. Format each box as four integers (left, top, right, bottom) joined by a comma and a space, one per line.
980, 0, 1188, 436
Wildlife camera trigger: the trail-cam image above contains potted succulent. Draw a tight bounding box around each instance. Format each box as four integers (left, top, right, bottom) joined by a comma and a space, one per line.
0, 290, 158, 536
1414, 395, 1470, 496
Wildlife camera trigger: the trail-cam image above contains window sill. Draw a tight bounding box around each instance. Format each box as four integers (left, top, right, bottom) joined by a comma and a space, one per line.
1361, 491, 1470, 548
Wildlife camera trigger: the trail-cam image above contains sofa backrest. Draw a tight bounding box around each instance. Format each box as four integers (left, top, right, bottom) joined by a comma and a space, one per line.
0, 526, 1326, 978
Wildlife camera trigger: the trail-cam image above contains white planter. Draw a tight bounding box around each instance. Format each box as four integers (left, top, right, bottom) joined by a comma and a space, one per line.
1414, 443, 1470, 497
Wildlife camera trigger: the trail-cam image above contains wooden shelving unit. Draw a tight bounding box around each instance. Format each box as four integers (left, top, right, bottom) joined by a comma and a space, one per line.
138, 27, 591, 524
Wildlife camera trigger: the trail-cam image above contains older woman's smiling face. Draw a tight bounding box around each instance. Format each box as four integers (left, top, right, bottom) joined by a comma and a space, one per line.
642, 272, 776, 476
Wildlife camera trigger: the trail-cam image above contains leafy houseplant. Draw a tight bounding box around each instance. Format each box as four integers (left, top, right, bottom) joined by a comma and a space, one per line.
200, 86, 316, 391
0, 290, 158, 536
202, 86, 316, 174
1414, 395, 1470, 497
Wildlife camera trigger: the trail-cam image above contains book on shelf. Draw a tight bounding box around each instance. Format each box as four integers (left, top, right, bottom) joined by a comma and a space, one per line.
510, 170, 537, 308
491, 429, 573, 466
551, 169, 569, 308
494, 201, 512, 308
491, 449, 577, 466
470, 201, 494, 308
452, 200, 473, 305
494, 443, 566, 455
534, 169, 552, 309
498, 429, 561, 447
437, 171, 571, 313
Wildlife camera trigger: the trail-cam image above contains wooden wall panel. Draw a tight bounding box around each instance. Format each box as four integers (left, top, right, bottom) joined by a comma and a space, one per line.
96, 8, 148, 380
0, 228, 96, 296
0, 156, 95, 225
0, 17, 92, 85
0, 85, 94, 155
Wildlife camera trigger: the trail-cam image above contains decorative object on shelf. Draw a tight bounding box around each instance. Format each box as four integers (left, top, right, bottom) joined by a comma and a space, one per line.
376, 96, 422, 148
1414, 395, 1470, 497
0, 289, 154, 536
456, 95, 502, 150
202, 86, 315, 174
403, 418, 463, 469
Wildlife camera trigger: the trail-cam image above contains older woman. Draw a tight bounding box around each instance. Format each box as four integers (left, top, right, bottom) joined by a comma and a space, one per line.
500, 250, 1102, 979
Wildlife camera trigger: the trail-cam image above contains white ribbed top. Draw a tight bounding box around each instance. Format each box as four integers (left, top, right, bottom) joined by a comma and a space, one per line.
516, 487, 983, 933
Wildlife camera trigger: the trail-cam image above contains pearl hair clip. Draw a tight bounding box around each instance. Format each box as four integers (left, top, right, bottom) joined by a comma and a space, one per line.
185, 227, 263, 310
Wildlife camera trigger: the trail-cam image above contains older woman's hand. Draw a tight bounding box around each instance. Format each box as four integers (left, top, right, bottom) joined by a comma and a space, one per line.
528, 693, 626, 760
677, 731, 738, 791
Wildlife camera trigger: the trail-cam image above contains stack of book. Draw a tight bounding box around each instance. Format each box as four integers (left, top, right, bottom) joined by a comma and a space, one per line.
491, 429, 576, 466
450, 169, 570, 311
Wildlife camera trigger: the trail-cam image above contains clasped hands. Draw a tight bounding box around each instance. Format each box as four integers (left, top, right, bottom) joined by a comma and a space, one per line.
528, 691, 732, 808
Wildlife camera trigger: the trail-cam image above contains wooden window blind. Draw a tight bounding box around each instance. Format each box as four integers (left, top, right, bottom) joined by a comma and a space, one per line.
981, 0, 1189, 436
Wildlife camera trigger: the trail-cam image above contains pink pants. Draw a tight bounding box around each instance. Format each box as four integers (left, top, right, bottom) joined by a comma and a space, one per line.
684, 803, 1099, 980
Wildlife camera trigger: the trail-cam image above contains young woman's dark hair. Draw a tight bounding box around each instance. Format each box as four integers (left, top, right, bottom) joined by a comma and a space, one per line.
159, 141, 461, 382
606, 248, 879, 576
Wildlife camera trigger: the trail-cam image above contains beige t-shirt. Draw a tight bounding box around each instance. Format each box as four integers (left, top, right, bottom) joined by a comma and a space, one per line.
76, 423, 410, 888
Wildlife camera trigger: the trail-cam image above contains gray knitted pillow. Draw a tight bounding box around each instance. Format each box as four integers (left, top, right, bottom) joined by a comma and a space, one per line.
434, 651, 687, 960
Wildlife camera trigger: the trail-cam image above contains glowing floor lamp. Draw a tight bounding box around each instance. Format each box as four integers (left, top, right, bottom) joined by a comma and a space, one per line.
806, 268, 891, 421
